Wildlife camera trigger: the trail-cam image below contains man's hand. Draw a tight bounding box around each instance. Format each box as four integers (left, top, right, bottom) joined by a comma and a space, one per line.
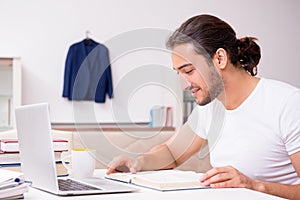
199, 165, 256, 189
106, 156, 144, 175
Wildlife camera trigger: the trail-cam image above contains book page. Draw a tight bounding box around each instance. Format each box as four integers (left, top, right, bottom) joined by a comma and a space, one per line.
105, 172, 134, 183
133, 170, 203, 183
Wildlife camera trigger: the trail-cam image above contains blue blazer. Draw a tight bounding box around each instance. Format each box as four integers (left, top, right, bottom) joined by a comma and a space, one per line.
62, 39, 113, 103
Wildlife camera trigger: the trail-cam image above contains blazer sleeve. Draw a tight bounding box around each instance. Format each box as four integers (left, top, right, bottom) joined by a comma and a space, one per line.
105, 49, 113, 98
62, 47, 73, 98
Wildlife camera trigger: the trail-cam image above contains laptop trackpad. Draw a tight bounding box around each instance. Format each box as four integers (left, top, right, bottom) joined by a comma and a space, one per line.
77, 177, 138, 192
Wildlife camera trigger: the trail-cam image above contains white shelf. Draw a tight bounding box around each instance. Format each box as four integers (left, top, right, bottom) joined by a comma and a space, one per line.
0, 95, 12, 98
0, 57, 21, 131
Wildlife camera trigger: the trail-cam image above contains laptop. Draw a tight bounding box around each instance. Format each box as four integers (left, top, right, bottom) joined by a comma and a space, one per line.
15, 103, 138, 196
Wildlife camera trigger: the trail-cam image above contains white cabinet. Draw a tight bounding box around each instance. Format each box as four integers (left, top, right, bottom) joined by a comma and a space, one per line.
0, 58, 21, 131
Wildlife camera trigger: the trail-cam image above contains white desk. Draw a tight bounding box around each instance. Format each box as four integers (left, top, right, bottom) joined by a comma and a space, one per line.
24, 187, 286, 200
23, 170, 286, 200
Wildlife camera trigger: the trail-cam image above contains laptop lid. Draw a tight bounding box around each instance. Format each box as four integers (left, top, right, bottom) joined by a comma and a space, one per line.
15, 103, 137, 196
15, 103, 59, 194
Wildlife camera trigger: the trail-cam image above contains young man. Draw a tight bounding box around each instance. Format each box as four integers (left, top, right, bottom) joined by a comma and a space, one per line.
107, 14, 300, 199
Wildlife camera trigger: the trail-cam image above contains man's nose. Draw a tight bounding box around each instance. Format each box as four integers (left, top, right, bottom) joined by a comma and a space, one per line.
180, 75, 192, 91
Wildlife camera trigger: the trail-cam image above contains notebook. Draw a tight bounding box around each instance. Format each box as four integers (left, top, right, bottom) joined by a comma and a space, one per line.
15, 103, 138, 196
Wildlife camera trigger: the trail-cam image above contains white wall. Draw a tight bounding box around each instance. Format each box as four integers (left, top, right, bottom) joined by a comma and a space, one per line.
0, 0, 299, 125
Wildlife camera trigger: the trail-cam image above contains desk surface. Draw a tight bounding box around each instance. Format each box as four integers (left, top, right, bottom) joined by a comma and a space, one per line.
23, 170, 286, 200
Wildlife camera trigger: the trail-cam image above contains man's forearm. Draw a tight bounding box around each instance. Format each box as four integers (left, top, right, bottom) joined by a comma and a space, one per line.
254, 180, 300, 200
136, 123, 205, 171
137, 144, 177, 171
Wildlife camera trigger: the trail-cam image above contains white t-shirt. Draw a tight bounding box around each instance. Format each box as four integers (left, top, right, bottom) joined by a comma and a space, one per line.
188, 78, 300, 184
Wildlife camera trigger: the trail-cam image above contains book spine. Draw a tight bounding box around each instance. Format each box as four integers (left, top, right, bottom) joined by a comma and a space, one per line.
0, 140, 68, 153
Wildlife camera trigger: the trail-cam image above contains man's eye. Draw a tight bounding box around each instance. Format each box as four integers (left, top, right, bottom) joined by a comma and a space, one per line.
185, 69, 194, 74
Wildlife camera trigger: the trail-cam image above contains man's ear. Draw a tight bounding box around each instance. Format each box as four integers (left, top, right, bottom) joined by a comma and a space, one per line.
213, 48, 228, 70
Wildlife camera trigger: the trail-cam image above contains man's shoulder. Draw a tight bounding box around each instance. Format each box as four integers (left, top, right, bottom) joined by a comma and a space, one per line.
261, 78, 300, 94
261, 78, 300, 107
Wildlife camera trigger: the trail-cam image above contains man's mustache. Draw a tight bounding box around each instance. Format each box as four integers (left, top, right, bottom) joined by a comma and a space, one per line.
184, 85, 201, 91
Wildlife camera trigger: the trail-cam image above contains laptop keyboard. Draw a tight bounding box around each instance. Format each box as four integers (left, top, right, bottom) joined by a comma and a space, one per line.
58, 179, 102, 191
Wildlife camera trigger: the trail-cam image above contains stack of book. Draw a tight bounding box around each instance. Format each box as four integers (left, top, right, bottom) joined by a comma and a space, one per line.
0, 169, 30, 199
149, 106, 173, 128
0, 139, 69, 176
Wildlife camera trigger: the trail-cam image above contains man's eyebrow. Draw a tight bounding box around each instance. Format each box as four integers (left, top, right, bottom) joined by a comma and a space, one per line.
173, 63, 193, 71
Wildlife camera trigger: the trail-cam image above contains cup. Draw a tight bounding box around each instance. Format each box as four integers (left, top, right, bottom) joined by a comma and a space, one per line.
61, 148, 96, 178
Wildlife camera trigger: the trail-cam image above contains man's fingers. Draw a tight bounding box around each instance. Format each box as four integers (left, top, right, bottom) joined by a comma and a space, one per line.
205, 172, 232, 185
210, 180, 234, 188
200, 166, 234, 186
106, 156, 142, 174
129, 159, 141, 174
106, 167, 117, 175
106, 156, 130, 174
200, 167, 225, 181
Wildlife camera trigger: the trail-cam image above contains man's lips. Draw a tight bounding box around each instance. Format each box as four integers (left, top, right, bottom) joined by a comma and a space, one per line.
191, 88, 200, 97
185, 86, 201, 97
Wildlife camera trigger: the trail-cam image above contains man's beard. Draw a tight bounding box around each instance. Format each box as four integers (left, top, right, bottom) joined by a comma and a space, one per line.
194, 67, 224, 106
195, 93, 212, 106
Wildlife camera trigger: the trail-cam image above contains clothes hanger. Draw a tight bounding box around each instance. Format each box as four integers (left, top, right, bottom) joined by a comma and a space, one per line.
84, 30, 93, 46
85, 30, 91, 39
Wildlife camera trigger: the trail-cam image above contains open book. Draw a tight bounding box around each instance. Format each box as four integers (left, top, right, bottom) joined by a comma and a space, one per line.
105, 170, 208, 191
